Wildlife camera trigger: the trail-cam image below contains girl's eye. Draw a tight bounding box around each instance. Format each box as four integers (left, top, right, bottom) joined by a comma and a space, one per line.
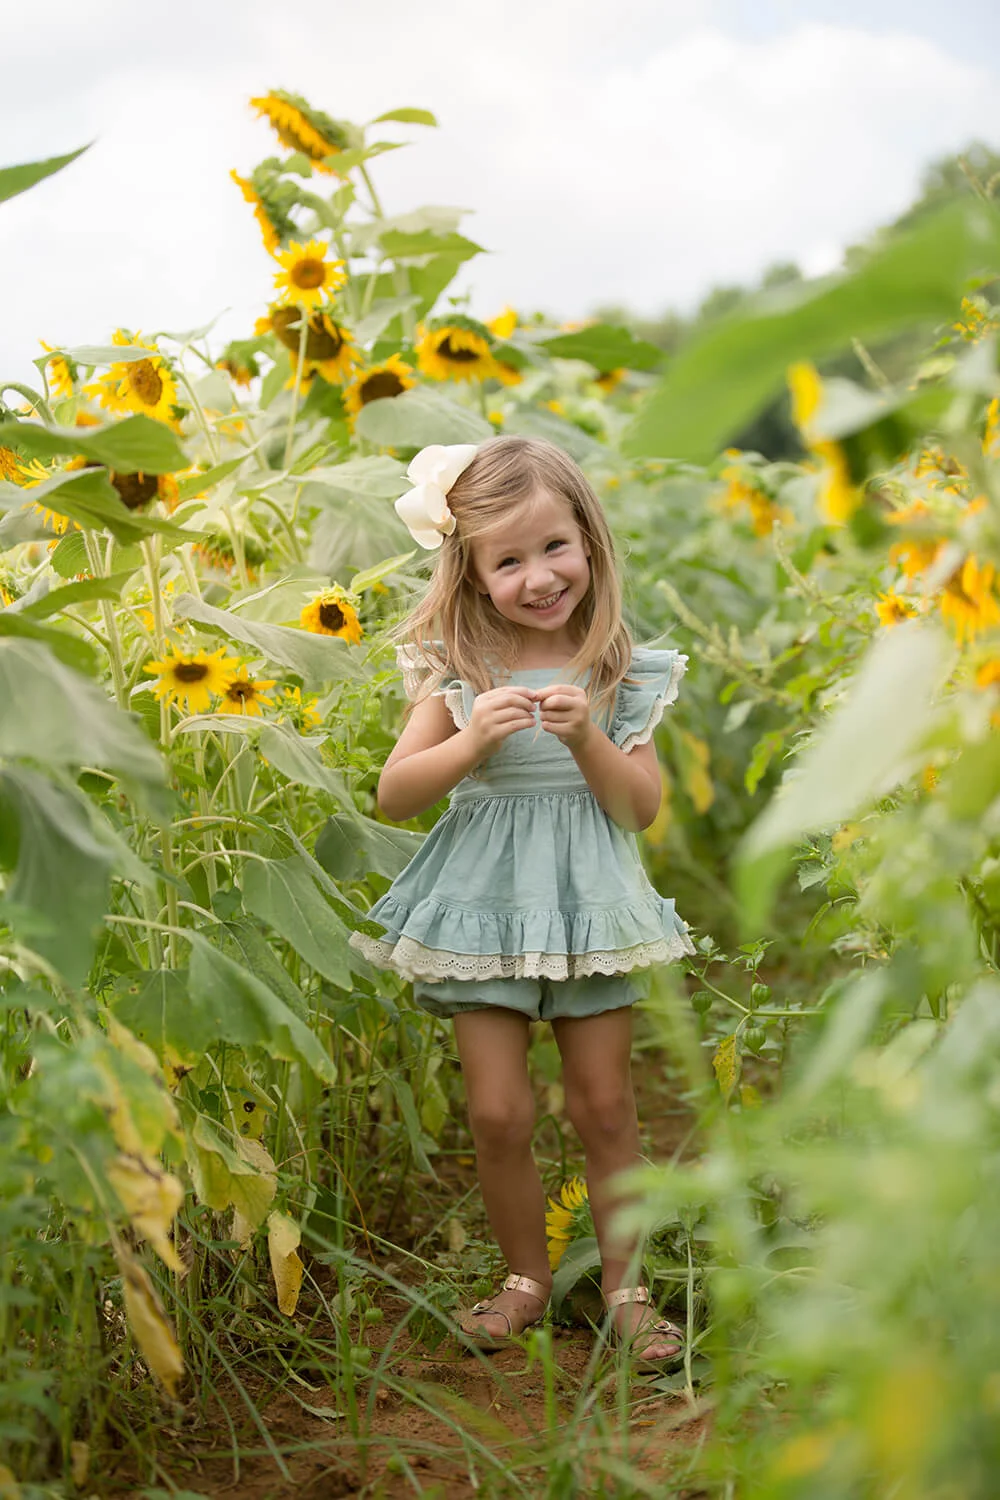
546, 539, 566, 552
498, 557, 518, 569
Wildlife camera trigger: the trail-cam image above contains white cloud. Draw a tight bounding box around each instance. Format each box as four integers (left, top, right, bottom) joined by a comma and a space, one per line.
0, 7, 997, 385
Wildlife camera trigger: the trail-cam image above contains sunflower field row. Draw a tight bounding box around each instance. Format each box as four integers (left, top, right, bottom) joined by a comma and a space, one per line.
1, 89, 1000, 1498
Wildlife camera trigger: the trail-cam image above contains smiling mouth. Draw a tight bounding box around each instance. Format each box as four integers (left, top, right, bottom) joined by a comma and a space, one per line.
524, 589, 567, 612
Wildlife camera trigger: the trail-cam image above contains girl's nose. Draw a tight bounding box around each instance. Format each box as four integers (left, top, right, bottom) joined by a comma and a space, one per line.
524, 559, 556, 592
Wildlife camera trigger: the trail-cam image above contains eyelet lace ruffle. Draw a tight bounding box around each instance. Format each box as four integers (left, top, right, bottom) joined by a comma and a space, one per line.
349, 930, 696, 982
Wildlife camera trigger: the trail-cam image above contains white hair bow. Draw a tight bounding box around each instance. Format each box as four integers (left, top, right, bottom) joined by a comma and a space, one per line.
394, 443, 479, 549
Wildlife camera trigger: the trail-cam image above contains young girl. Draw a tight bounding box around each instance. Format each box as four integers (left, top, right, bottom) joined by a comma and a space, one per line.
350, 436, 695, 1365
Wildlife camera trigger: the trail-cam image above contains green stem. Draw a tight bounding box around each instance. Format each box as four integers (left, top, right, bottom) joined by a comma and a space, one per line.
83, 531, 128, 709
283, 309, 310, 469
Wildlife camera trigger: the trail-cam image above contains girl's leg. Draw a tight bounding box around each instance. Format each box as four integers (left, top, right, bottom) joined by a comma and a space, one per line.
552, 1006, 680, 1358
453, 1007, 552, 1337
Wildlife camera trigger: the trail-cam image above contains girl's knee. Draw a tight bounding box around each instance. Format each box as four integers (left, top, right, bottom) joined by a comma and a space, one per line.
565, 1083, 636, 1147
467, 1091, 536, 1155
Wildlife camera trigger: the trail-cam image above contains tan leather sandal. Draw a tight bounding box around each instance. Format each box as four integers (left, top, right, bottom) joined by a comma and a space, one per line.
605, 1285, 686, 1370
458, 1273, 550, 1350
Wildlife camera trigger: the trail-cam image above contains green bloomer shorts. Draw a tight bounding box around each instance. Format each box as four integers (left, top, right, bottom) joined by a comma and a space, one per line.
411, 971, 647, 1023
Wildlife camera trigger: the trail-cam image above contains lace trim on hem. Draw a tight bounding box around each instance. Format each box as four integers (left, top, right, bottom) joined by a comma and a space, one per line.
616, 653, 689, 754
348, 930, 697, 982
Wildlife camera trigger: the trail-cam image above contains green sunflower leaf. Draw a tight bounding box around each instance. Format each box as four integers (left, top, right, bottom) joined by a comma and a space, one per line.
0, 767, 139, 986
0, 612, 97, 675
378, 229, 484, 263
0, 637, 164, 784
540, 323, 663, 372
296, 455, 406, 499
242, 855, 355, 990
16, 572, 136, 621
624, 196, 1000, 461
354, 387, 492, 448
171, 593, 363, 687
0, 414, 187, 474
187, 934, 337, 1085
371, 108, 438, 127
314, 811, 423, 881
0, 144, 90, 206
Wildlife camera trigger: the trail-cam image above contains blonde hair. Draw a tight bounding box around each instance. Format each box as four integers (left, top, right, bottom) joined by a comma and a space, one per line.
396, 436, 632, 713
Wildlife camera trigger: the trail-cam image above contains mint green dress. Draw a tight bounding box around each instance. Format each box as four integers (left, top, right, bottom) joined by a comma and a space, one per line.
349, 646, 696, 985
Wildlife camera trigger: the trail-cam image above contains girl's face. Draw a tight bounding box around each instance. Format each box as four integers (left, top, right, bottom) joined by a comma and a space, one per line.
470, 488, 592, 647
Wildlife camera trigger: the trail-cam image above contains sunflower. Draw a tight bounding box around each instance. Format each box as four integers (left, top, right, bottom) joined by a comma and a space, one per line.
272, 238, 346, 311
144, 645, 240, 714
545, 1176, 593, 1270
416, 316, 496, 383
40, 341, 76, 399
279, 685, 323, 732
952, 295, 998, 343
230, 168, 297, 255
876, 591, 917, 627
109, 470, 178, 511
720, 465, 787, 537
343, 354, 415, 422
976, 660, 1000, 691
0, 446, 21, 482
218, 670, 277, 716
87, 331, 179, 427
216, 338, 260, 387
487, 307, 518, 340
939, 555, 1000, 645
492, 358, 523, 388
300, 585, 362, 643
267, 306, 359, 384
984, 398, 1000, 460
787, 362, 860, 526
250, 90, 348, 173
887, 499, 943, 579
594, 368, 625, 395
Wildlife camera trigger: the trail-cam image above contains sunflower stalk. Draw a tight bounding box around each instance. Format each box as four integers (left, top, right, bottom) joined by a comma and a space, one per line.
283, 310, 311, 469
83, 529, 128, 709
220, 503, 251, 589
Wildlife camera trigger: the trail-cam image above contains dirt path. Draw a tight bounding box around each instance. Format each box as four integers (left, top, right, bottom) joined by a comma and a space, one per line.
113, 1031, 706, 1498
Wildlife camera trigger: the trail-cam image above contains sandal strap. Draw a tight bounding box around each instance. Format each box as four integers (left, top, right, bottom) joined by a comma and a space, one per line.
605, 1285, 651, 1309
502, 1273, 550, 1302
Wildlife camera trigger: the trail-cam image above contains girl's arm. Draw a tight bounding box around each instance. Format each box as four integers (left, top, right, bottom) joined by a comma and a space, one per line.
534, 684, 661, 831
378, 685, 537, 822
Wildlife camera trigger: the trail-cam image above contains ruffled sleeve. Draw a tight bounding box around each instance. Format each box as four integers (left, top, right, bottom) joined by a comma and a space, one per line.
395, 644, 474, 730
611, 647, 688, 753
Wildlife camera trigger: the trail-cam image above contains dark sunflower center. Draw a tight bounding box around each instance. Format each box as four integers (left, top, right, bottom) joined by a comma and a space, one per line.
174, 662, 209, 684
271, 308, 344, 360
129, 359, 164, 406
111, 471, 159, 510
319, 602, 345, 630
361, 371, 405, 404
292, 259, 326, 290
439, 337, 480, 363
227, 680, 253, 700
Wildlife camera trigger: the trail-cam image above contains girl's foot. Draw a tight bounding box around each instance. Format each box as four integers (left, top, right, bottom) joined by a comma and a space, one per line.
605, 1286, 685, 1366
459, 1272, 551, 1346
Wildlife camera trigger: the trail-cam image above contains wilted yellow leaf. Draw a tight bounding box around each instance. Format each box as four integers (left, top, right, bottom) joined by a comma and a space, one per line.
0, 1465, 21, 1500
117, 1248, 184, 1398
267, 1210, 304, 1316
189, 1117, 276, 1230
106, 1154, 184, 1273
679, 730, 715, 814
713, 1034, 741, 1101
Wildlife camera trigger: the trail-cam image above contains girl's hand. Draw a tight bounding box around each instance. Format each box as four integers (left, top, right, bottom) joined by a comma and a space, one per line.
534, 683, 594, 751
467, 686, 538, 757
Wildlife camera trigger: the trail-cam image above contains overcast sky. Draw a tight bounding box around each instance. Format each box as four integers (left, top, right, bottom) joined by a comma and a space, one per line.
2, 0, 1000, 386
